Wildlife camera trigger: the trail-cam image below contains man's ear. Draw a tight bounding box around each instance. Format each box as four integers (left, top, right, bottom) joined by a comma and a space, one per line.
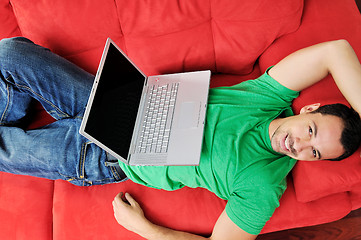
300, 103, 321, 114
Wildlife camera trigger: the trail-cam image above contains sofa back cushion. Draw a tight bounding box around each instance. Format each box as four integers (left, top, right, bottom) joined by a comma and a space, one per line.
0, 1, 21, 38
9, 0, 124, 74
10, 0, 303, 75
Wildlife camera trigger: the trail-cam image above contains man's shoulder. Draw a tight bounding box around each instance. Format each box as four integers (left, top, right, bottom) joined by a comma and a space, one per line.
234, 155, 295, 189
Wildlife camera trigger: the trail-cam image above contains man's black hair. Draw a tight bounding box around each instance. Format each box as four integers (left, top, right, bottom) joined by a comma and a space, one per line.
311, 103, 361, 161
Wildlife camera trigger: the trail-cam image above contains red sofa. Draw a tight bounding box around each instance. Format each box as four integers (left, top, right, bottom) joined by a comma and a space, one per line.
1, 0, 361, 239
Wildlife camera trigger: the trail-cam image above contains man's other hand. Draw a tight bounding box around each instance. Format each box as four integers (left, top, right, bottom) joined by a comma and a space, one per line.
112, 192, 153, 236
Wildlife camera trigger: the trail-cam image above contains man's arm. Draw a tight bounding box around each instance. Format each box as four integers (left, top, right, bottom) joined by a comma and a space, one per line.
269, 39, 361, 115
112, 192, 257, 240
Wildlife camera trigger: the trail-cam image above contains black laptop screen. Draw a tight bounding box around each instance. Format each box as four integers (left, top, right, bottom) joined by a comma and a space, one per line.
84, 43, 145, 159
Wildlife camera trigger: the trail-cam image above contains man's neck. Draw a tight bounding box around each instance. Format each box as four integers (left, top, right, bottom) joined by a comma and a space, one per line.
268, 117, 284, 140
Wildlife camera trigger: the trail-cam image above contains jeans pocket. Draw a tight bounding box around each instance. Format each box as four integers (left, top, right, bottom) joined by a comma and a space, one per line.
56, 141, 94, 186
78, 140, 119, 186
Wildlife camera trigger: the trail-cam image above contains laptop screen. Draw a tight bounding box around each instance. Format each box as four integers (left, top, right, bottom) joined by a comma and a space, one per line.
84, 43, 145, 159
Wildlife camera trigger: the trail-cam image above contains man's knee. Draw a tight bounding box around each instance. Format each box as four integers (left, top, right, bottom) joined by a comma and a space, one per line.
0, 37, 33, 48
0, 37, 44, 76
0, 37, 35, 60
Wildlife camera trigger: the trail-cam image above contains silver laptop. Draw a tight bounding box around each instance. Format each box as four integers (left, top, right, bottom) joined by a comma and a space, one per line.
80, 38, 210, 165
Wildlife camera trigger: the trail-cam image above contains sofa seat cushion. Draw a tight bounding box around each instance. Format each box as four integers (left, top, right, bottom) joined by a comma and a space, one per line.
0, 172, 54, 240
52, 177, 352, 238
52, 180, 225, 239
262, 178, 352, 234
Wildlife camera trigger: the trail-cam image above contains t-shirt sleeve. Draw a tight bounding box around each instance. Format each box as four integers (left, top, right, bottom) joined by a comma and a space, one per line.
226, 66, 300, 106
225, 181, 287, 235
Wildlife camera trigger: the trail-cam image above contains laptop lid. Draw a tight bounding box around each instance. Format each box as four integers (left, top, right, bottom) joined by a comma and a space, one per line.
80, 38, 210, 166
80, 39, 145, 162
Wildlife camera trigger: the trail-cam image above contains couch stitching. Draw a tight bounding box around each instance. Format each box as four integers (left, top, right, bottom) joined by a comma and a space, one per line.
209, 0, 217, 72
113, 0, 128, 53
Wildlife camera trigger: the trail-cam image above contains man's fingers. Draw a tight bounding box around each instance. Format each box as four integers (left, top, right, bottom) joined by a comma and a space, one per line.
113, 192, 134, 206
124, 192, 138, 206
113, 192, 123, 205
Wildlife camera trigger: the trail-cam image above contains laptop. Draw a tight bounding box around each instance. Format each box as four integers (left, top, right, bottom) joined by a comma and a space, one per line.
80, 38, 210, 165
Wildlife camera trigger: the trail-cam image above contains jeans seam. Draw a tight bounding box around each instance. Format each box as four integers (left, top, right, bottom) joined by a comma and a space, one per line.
80, 141, 92, 179
58, 172, 114, 185
0, 82, 10, 124
110, 166, 121, 180
58, 172, 77, 181
11, 80, 71, 119
89, 177, 115, 184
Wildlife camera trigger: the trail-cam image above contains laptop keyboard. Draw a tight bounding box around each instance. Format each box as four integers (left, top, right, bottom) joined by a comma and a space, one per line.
136, 82, 179, 154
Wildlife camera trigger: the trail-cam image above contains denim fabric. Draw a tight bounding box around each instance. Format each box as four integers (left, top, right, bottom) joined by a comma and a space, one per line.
0, 37, 127, 186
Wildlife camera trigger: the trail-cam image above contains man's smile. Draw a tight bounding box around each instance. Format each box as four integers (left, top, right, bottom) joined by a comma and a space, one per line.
281, 134, 289, 152
280, 134, 296, 156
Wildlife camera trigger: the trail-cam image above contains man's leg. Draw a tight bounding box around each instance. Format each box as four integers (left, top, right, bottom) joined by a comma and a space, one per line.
0, 119, 125, 186
0, 37, 94, 122
0, 37, 126, 186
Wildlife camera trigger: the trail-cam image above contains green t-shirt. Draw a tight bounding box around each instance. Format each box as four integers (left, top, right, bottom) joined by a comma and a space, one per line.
118, 69, 299, 234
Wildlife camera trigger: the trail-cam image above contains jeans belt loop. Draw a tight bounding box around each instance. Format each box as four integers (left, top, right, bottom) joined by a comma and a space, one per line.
105, 160, 127, 181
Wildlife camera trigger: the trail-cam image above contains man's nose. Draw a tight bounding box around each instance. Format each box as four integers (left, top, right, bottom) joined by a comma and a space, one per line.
293, 138, 311, 152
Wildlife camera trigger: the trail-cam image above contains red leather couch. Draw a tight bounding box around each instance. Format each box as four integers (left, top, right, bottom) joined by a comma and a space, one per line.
1, 0, 361, 239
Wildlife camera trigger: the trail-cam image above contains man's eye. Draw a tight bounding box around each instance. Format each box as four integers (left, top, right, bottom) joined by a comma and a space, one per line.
312, 149, 317, 158
309, 126, 313, 135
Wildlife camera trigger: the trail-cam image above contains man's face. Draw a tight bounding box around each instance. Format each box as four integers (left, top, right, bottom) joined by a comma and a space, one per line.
270, 105, 345, 161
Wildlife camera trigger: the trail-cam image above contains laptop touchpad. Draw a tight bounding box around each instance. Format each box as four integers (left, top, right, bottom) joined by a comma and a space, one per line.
177, 102, 200, 129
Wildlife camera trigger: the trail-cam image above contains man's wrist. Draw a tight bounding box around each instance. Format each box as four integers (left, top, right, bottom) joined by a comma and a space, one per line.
138, 221, 163, 240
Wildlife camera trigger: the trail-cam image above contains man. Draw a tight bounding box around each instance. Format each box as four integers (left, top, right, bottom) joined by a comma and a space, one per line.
112, 40, 361, 240
0, 37, 360, 239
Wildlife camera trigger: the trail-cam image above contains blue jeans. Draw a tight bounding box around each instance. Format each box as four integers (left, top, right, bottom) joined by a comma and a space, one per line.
0, 37, 127, 186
